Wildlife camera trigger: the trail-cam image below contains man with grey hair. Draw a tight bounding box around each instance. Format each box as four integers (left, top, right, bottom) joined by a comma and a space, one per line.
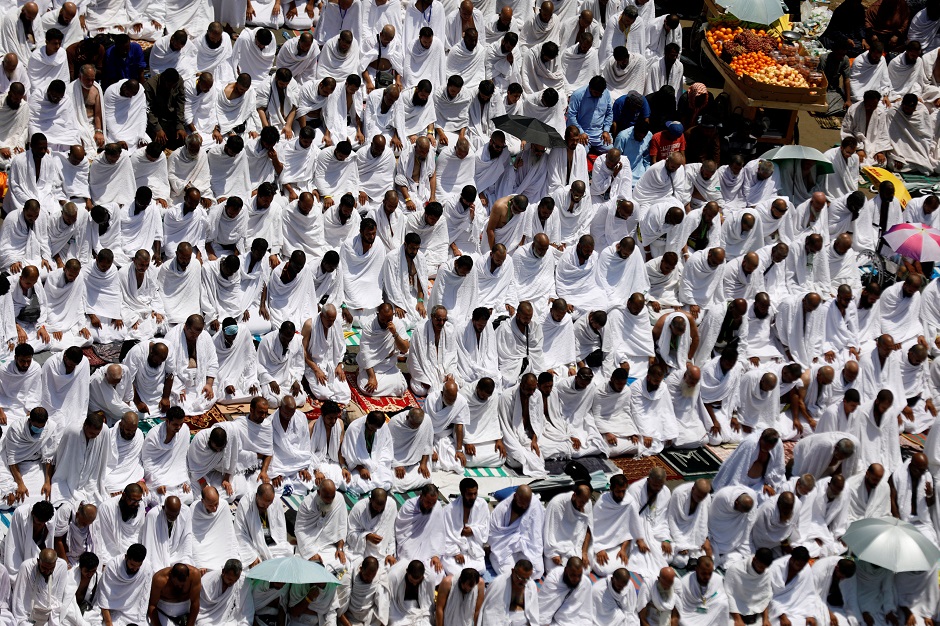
167, 133, 211, 205
791, 432, 860, 480
88, 364, 135, 426
387, 408, 433, 492
197, 559, 253, 624
301, 304, 350, 405
741, 159, 779, 207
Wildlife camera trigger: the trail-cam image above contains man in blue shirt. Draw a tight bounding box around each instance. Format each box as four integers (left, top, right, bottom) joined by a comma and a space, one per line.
102, 34, 147, 89
610, 90, 650, 137
566, 76, 613, 154
614, 117, 652, 184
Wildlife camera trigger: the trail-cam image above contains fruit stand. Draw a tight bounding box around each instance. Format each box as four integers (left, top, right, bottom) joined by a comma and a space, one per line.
702, 21, 828, 144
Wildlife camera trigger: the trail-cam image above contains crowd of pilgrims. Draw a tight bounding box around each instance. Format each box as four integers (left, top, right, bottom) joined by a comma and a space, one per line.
0, 0, 934, 623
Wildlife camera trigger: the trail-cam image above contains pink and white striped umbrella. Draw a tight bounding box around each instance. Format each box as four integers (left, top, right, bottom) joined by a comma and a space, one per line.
883, 223, 940, 261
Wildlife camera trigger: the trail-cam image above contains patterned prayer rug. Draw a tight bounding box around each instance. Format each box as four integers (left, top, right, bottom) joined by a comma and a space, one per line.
610, 455, 682, 483
346, 368, 421, 415
82, 341, 123, 368
659, 447, 724, 480
902, 432, 928, 449
186, 405, 228, 433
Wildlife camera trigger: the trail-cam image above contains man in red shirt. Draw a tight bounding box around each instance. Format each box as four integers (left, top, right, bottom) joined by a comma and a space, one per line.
649, 121, 685, 163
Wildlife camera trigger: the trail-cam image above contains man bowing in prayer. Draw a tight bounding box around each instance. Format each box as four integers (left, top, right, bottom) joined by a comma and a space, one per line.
542, 483, 592, 576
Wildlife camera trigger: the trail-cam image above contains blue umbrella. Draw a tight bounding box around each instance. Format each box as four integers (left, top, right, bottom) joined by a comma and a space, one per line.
245, 557, 340, 585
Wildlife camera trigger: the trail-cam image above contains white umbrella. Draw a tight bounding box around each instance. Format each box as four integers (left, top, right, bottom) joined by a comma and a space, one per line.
722, 0, 787, 26
842, 517, 940, 572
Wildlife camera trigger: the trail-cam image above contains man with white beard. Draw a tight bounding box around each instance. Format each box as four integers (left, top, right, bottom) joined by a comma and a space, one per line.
139, 497, 192, 571
295, 479, 348, 575
638, 567, 678, 626
665, 365, 708, 448
190, 485, 236, 571
542, 484, 593, 576
590, 474, 632, 577
724, 549, 774, 626
707, 486, 756, 567
388, 408, 433, 493
425, 381, 469, 474
440, 478, 489, 577
141, 407, 191, 504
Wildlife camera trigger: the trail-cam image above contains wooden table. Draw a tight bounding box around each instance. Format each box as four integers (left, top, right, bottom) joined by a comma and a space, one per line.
702, 40, 827, 145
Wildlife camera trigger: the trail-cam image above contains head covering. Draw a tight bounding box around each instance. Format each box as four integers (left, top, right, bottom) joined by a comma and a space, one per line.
666, 121, 684, 136
687, 82, 710, 122
626, 90, 644, 108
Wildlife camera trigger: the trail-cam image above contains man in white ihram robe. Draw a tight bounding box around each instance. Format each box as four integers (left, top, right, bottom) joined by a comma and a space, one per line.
440, 478, 490, 577
295, 480, 349, 575
190, 486, 237, 571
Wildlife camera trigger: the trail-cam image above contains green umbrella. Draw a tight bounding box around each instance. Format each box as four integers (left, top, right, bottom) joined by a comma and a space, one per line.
493, 114, 566, 148
245, 557, 340, 585
760, 145, 835, 175
723, 0, 787, 26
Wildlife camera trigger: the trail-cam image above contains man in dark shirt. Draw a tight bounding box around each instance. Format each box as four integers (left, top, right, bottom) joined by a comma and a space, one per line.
66, 36, 106, 81
102, 34, 146, 89
144, 69, 186, 149
685, 115, 721, 164
819, 38, 852, 115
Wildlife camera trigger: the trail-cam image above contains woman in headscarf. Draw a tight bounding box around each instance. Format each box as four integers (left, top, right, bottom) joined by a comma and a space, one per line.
866, 0, 912, 53
677, 82, 713, 130
820, 0, 868, 57
646, 84, 677, 134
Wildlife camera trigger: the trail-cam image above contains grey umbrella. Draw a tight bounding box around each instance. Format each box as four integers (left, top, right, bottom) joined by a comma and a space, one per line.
493, 114, 566, 148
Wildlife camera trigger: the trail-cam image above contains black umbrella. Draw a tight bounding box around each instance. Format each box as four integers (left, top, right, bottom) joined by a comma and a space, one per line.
493, 114, 566, 148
